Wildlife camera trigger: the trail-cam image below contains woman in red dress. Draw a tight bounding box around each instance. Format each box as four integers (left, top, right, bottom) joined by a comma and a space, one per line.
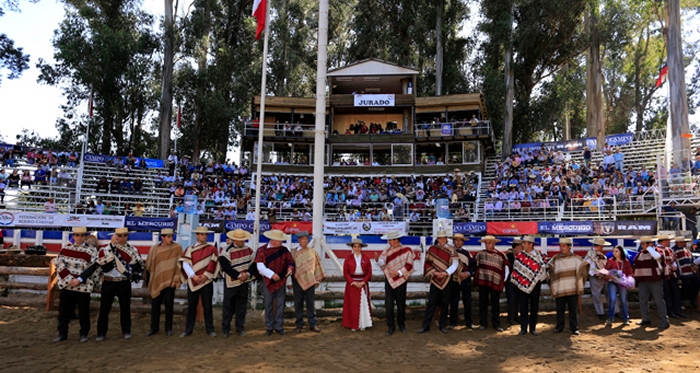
342, 239, 372, 331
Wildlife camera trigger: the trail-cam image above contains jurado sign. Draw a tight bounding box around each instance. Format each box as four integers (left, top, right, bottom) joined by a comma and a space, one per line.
353, 94, 395, 107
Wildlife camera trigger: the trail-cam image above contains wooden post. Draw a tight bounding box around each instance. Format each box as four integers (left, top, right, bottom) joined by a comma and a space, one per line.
45, 258, 58, 312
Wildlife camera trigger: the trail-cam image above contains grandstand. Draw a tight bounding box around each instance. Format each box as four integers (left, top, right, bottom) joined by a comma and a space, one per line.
2, 59, 700, 237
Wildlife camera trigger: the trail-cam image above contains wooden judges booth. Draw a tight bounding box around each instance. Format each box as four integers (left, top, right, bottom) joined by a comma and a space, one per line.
244, 58, 493, 175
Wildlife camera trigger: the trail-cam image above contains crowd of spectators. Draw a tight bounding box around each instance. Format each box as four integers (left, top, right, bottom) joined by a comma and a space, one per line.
0, 143, 78, 191
486, 144, 656, 216
253, 170, 480, 222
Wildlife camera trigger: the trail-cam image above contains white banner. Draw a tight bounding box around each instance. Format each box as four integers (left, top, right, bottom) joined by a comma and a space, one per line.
432, 219, 454, 237
353, 93, 395, 107
0, 211, 125, 228
323, 221, 406, 235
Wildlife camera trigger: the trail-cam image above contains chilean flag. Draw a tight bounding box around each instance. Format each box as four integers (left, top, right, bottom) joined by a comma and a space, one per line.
177, 106, 181, 128
253, 0, 266, 40
655, 63, 668, 88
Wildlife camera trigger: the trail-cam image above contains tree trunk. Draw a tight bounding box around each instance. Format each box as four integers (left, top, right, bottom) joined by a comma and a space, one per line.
158, 0, 175, 160
585, 4, 604, 150
435, 0, 444, 96
192, 1, 211, 164
666, 0, 690, 159
502, 0, 515, 160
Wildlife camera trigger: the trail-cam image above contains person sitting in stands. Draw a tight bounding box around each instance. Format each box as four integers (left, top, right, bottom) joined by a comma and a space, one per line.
121, 179, 133, 194
34, 165, 47, 185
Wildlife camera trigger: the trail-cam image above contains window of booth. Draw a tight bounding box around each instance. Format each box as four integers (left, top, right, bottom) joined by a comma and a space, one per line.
416, 143, 446, 165
447, 143, 462, 164
331, 144, 370, 166
254, 142, 292, 164
392, 144, 413, 165
292, 144, 311, 165
464, 142, 480, 163
372, 144, 392, 166
308, 144, 329, 166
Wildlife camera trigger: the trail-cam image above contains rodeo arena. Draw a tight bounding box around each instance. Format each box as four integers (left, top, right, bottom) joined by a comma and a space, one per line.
3, 57, 700, 373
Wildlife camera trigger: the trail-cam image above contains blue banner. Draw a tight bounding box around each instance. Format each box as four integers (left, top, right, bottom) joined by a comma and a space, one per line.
453, 222, 487, 234
125, 217, 177, 231
85, 153, 164, 169
538, 221, 594, 235
441, 123, 453, 136
512, 132, 634, 154
225, 220, 271, 233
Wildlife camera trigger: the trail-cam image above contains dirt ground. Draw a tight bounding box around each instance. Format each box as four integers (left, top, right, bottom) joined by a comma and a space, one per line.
1, 302, 700, 373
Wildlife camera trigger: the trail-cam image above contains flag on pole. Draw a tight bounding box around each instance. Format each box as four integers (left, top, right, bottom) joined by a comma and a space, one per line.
177, 106, 182, 128
253, 0, 266, 40
88, 91, 94, 117
655, 63, 668, 88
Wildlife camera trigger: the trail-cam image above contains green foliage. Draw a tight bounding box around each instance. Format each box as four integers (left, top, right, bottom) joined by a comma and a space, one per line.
0, 0, 34, 85
37, 0, 159, 155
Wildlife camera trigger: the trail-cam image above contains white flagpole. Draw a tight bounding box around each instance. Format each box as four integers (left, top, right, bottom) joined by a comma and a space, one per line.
252, 0, 271, 250
312, 0, 343, 272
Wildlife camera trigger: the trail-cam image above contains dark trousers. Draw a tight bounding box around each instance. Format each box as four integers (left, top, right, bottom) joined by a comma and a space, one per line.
449, 280, 473, 327
680, 277, 700, 303
292, 278, 317, 328
421, 282, 451, 330
222, 284, 249, 334
150, 287, 175, 333
385, 281, 407, 329
663, 278, 682, 316
184, 282, 214, 334
517, 282, 541, 332
555, 295, 578, 332
505, 281, 519, 323
97, 280, 132, 337
57, 289, 91, 338
478, 286, 501, 328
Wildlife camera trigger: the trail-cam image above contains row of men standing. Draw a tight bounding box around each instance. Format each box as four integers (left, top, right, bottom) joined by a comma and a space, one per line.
53, 226, 325, 342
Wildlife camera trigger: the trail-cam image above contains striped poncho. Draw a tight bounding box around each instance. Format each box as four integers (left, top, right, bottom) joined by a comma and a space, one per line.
475, 249, 510, 292
424, 244, 456, 290
219, 244, 254, 288
179, 243, 219, 291
672, 245, 695, 279
510, 250, 548, 294
145, 242, 182, 298
378, 245, 414, 289
56, 243, 99, 293
292, 246, 325, 291
548, 253, 588, 298
255, 244, 295, 293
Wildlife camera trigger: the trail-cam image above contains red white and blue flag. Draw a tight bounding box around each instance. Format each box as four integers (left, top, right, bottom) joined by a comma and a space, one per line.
655, 63, 668, 88
253, 0, 266, 40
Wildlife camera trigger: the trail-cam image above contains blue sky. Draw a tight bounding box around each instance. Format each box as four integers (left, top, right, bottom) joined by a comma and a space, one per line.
0, 0, 163, 145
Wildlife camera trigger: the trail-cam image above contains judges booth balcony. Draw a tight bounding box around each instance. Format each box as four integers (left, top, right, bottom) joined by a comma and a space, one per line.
244, 122, 328, 142
415, 120, 492, 141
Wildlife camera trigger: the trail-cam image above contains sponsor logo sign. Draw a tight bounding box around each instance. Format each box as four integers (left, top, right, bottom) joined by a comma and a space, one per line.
125, 217, 177, 231
538, 221, 594, 235
224, 220, 271, 233
487, 222, 538, 235
453, 222, 487, 234
323, 221, 406, 235
273, 221, 313, 235
593, 220, 657, 236
0, 212, 124, 228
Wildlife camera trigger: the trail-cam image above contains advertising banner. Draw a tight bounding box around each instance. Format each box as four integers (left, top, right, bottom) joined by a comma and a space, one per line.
593, 220, 657, 236
125, 217, 177, 231
224, 220, 271, 233
199, 219, 225, 232
486, 221, 538, 235
322, 221, 406, 235
273, 221, 314, 235
0, 211, 125, 228
453, 221, 487, 235
537, 221, 594, 235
